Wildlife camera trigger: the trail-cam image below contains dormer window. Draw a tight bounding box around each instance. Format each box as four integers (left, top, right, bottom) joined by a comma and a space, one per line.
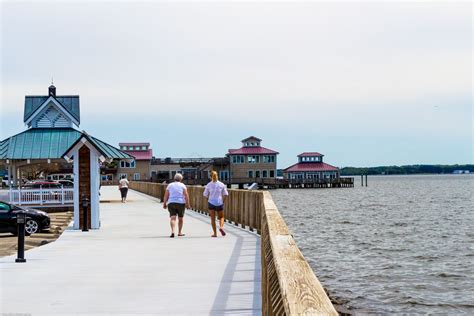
141, 146, 147, 150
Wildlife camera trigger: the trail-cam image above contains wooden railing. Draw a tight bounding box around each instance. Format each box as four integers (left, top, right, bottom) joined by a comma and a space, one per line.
129, 181, 337, 315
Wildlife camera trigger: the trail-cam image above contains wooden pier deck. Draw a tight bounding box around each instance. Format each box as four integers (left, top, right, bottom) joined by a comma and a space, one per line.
0, 186, 262, 315
1, 183, 337, 315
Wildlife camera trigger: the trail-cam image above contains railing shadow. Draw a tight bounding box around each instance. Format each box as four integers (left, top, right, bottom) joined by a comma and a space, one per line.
184, 211, 262, 315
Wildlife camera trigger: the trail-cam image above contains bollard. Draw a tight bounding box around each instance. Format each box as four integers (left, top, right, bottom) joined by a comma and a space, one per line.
361, 174, 363, 186
15, 211, 26, 263
365, 174, 368, 187
82, 195, 90, 232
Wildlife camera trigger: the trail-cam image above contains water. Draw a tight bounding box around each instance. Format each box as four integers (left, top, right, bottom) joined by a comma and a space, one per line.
271, 175, 474, 315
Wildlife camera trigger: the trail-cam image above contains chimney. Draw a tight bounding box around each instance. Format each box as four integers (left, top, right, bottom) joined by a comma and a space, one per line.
48, 84, 56, 97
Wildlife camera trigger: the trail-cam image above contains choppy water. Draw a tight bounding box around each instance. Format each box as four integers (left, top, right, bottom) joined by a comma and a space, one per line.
271, 175, 474, 315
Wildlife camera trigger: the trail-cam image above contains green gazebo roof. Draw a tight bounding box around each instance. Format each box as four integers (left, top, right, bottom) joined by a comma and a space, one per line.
0, 128, 133, 160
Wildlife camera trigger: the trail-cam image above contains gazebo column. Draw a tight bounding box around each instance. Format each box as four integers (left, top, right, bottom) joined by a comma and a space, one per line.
90, 150, 100, 229
71, 143, 100, 230
73, 149, 80, 229
7, 163, 12, 201
78, 146, 92, 230
12, 162, 18, 187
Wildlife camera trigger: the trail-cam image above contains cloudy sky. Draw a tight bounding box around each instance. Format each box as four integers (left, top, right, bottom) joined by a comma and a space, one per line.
1, 1, 472, 168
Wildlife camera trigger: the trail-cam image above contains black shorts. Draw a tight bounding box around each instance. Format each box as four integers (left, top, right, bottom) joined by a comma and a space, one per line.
208, 203, 224, 212
120, 187, 128, 198
168, 203, 185, 218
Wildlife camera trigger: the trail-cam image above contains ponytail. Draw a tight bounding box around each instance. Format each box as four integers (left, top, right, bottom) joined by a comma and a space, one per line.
211, 171, 218, 182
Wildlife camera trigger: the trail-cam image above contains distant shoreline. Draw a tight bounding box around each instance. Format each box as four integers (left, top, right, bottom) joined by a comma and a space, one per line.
339, 164, 473, 176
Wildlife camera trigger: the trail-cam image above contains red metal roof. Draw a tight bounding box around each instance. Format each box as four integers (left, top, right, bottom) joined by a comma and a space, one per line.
297, 152, 323, 157
124, 149, 153, 160
119, 142, 150, 147
228, 146, 279, 155
285, 162, 339, 172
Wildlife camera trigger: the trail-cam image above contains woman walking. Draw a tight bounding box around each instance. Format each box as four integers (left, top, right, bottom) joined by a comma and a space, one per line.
119, 175, 129, 203
204, 171, 229, 237
163, 173, 190, 238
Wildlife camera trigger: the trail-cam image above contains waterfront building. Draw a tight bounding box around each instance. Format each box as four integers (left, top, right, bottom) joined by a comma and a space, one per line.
150, 157, 229, 183
284, 152, 340, 180
0, 84, 132, 229
117, 142, 153, 181
227, 136, 279, 185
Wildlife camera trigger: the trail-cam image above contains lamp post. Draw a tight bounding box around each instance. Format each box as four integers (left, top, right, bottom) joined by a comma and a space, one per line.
82, 195, 90, 232
15, 211, 26, 263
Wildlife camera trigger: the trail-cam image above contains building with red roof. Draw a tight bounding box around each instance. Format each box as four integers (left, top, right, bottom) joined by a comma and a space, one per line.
116, 142, 153, 181
284, 152, 340, 181
227, 136, 279, 185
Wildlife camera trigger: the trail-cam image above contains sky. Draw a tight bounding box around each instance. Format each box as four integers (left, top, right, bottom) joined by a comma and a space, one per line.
1, 1, 472, 168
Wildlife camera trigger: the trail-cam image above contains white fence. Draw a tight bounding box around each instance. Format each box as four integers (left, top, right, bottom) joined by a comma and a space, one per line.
9, 188, 74, 206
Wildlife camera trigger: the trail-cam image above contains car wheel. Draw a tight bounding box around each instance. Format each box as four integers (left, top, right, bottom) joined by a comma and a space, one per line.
25, 219, 39, 234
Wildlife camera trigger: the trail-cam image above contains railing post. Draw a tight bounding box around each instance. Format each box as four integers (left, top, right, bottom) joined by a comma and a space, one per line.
40, 185, 43, 205
18, 186, 22, 206
62, 186, 65, 205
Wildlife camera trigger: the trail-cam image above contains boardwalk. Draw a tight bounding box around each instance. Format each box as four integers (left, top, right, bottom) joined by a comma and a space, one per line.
0, 186, 261, 315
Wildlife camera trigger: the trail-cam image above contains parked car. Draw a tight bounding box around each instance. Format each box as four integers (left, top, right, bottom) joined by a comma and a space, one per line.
57, 179, 74, 187
1, 175, 10, 187
23, 181, 62, 189
0, 201, 50, 235
46, 173, 74, 181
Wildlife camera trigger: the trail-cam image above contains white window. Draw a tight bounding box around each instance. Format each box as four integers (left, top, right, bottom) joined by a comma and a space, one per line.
141, 146, 147, 150
247, 155, 260, 163
255, 170, 260, 178
133, 173, 140, 180
119, 173, 128, 180
262, 170, 268, 178
248, 170, 254, 178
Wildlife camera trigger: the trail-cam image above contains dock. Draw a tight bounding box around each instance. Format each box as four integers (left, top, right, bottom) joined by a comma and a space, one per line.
1, 183, 337, 315
180, 177, 355, 189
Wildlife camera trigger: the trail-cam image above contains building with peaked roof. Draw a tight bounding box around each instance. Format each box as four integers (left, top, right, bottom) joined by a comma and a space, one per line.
117, 142, 153, 181
0, 84, 132, 230
227, 136, 279, 186
284, 152, 340, 181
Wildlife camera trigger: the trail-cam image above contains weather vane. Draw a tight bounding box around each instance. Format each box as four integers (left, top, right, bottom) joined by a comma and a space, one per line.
51, 76, 54, 85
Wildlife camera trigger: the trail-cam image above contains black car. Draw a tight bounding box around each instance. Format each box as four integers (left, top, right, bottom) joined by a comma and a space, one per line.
0, 201, 50, 235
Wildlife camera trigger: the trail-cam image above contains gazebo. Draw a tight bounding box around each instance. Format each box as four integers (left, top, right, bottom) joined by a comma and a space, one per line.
0, 84, 133, 229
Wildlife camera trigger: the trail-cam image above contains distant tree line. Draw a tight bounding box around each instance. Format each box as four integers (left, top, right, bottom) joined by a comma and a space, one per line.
340, 164, 474, 176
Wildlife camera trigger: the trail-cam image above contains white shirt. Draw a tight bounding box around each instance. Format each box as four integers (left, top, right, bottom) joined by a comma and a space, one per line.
166, 182, 187, 204
204, 181, 229, 206
119, 178, 129, 188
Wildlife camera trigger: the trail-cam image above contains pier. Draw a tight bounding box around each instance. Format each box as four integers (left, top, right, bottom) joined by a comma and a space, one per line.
175, 176, 355, 189
1, 184, 337, 315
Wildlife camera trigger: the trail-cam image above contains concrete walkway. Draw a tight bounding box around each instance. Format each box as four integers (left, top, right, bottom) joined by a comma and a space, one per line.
0, 186, 261, 315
